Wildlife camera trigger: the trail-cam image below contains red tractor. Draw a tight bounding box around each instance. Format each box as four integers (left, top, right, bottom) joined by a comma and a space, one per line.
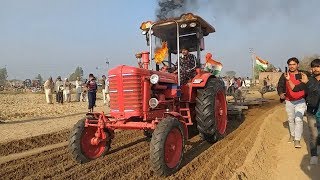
68, 13, 227, 176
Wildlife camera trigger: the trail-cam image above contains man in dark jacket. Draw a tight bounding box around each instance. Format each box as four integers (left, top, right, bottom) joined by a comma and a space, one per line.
277, 57, 306, 148
55, 76, 64, 104
174, 48, 197, 85
86, 74, 97, 113
286, 58, 320, 164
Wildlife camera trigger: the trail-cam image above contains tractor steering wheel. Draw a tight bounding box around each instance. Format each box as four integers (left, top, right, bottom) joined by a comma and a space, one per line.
162, 61, 177, 73
162, 61, 177, 68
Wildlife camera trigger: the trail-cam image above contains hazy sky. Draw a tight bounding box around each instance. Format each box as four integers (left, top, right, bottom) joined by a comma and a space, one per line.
1, 0, 319, 80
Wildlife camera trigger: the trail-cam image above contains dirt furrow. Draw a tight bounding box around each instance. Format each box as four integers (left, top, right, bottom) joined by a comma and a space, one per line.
97, 150, 150, 179
0, 129, 69, 156
58, 138, 148, 179
0, 141, 67, 164
169, 118, 258, 179
0, 97, 279, 180
0, 129, 146, 179
197, 106, 269, 178
0, 147, 68, 179
197, 120, 261, 179
171, 102, 278, 179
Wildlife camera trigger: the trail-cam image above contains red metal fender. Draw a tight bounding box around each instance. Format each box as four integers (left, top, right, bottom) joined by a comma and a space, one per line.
164, 112, 189, 140
182, 72, 214, 102
191, 72, 213, 88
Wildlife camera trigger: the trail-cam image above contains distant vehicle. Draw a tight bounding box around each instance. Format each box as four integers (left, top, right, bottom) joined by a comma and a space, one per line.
260, 84, 276, 95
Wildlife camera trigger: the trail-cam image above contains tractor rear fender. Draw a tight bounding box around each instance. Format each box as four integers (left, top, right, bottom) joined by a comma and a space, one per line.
185, 73, 215, 101
164, 112, 188, 140
191, 73, 214, 88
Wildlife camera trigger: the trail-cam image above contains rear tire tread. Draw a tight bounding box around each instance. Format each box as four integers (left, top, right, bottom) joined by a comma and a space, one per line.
196, 78, 226, 143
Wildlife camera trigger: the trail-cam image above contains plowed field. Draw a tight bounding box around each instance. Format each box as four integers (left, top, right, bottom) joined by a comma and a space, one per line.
0, 92, 319, 179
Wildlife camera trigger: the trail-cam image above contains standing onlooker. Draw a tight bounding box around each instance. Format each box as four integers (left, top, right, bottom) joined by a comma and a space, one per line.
102, 75, 106, 104
44, 77, 54, 104
233, 77, 238, 90
287, 59, 320, 164
55, 76, 64, 104
81, 79, 88, 102
236, 77, 242, 88
227, 77, 236, 95
277, 57, 306, 148
64, 78, 72, 103
87, 74, 97, 112
222, 77, 229, 94
75, 77, 82, 102
241, 78, 246, 88
244, 77, 251, 87
102, 75, 110, 105
266, 76, 271, 90
54, 78, 59, 102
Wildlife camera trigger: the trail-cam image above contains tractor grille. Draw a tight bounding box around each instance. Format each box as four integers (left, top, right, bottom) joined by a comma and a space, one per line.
109, 73, 143, 118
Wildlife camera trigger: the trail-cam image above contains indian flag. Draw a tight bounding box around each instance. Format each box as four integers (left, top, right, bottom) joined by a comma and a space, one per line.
204, 53, 223, 76
255, 55, 268, 71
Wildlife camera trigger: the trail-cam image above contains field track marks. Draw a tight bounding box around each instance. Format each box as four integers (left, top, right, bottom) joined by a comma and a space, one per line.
0, 141, 68, 164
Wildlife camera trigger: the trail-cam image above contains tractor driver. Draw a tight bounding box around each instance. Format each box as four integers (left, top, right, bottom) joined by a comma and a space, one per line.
174, 48, 197, 85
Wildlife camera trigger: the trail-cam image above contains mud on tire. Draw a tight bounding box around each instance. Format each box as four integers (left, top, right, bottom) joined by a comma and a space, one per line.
68, 118, 111, 163
150, 116, 185, 177
196, 78, 227, 143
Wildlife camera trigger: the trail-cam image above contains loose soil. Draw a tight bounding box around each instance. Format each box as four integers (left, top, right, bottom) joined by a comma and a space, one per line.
0, 92, 319, 179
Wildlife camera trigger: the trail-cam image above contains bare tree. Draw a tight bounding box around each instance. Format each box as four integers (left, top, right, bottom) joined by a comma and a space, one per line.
69, 66, 84, 81
225, 70, 236, 77
300, 54, 320, 71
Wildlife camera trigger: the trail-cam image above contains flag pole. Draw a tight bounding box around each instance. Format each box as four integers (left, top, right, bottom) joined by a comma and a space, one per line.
249, 48, 255, 85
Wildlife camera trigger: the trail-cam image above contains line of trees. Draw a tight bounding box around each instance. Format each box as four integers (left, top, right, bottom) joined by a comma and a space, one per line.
0, 66, 84, 86
69, 66, 83, 81
35, 74, 43, 85
299, 54, 320, 71
34, 66, 84, 84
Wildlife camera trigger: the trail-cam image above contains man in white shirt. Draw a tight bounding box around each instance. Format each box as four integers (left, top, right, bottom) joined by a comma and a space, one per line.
244, 77, 251, 87
102, 75, 110, 105
44, 77, 54, 104
75, 77, 82, 102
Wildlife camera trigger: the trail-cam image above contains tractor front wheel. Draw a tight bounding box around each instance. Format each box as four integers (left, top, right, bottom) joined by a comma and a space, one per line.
150, 116, 185, 176
68, 118, 111, 163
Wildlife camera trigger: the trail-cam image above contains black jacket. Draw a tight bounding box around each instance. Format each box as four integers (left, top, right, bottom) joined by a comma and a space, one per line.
277, 70, 309, 95
277, 73, 287, 95
293, 75, 320, 114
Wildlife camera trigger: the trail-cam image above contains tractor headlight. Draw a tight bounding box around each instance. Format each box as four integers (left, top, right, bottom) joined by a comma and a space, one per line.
150, 74, 159, 84
189, 22, 197, 27
180, 23, 187, 28
149, 98, 159, 109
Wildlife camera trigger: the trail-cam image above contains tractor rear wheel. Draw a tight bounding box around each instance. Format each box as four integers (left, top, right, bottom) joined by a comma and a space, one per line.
196, 78, 227, 143
150, 116, 185, 176
68, 118, 111, 163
